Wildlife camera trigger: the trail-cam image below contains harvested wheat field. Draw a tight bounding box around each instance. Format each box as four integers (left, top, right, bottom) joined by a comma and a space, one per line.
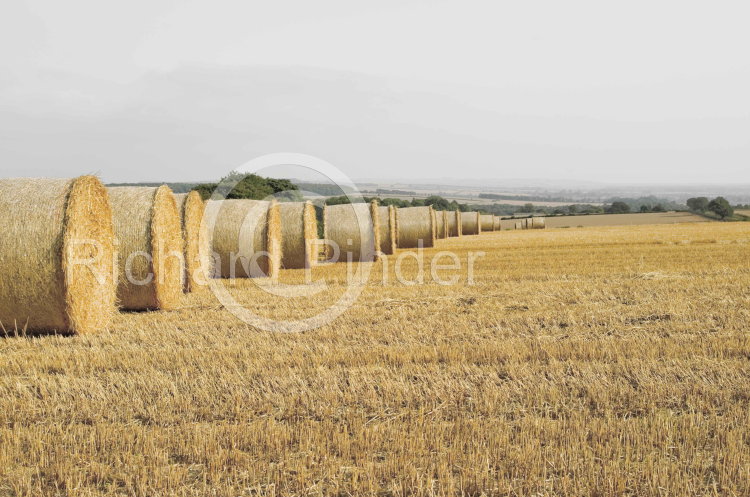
1, 221, 750, 496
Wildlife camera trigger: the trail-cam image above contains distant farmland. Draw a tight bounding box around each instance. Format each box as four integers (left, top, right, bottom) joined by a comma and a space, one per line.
500, 211, 709, 230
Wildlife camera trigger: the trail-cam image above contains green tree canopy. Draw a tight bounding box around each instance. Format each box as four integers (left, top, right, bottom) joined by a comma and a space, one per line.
708, 197, 733, 219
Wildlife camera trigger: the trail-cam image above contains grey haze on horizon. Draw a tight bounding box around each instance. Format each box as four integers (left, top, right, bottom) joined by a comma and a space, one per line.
1, 0, 748, 186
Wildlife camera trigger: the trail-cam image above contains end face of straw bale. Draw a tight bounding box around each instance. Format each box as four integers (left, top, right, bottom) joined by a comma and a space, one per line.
279, 201, 318, 270
175, 191, 210, 292
62, 176, 117, 334
151, 186, 184, 310
266, 199, 282, 279
377, 205, 397, 255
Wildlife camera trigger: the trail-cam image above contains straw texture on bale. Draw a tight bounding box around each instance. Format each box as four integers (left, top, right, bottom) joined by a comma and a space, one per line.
480, 214, 495, 232
430, 208, 438, 241
447, 210, 462, 237
108, 186, 183, 311
174, 192, 210, 292
207, 199, 282, 279
377, 205, 397, 255
279, 201, 318, 269
396, 206, 435, 248
435, 210, 448, 239
525, 218, 532, 229
461, 211, 481, 236
323, 201, 380, 262
494, 216, 502, 231
530, 217, 546, 229
0, 176, 116, 335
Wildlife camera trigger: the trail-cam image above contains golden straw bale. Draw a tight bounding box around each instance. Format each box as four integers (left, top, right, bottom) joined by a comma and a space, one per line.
396, 206, 435, 248
530, 217, 546, 229
173, 192, 210, 292
480, 214, 495, 232
461, 211, 481, 235
377, 205, 397, 255
108, 186, 183, 311
435, 210, 448, 239
494, 216, 502, 231
515, 221, 523, 230
279, 201, 318, 269
323, 201, 380, 262
447, 210, 462, 237
206, 199, 282, 279
0, 176, 116, 334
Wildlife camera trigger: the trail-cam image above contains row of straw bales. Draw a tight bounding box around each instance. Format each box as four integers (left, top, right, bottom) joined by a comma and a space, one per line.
0, 175, 498, 335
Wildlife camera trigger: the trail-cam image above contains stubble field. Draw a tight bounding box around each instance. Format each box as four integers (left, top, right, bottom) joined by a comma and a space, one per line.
1, 222, 749, 496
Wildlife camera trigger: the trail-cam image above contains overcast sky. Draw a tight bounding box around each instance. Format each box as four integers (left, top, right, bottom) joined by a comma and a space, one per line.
1, 0, 748, 185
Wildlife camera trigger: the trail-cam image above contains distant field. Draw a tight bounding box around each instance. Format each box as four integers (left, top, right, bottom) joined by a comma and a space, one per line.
501, 211, 709, 229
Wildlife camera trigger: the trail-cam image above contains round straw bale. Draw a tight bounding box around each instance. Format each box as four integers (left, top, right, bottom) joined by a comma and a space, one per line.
530, 217, 546, 229
206, 199, 282, 278
108, 186, 183, 311
0, 176, 116, 335
396, 206, 435, 248
323, 201, 380, 262
279, 201, 318, 269
494, 216, 502, 231
434, 210, 447, 239
461, 211, 481, 235
377, 205, 397, 255
430, 207, 438, 241
447, 210, 462, 237
515, 221, 523, 230
174, 192, 210, 292
480, 214, 494, 232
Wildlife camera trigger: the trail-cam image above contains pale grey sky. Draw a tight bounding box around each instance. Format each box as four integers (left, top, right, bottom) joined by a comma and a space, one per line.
1, 0, 748, 184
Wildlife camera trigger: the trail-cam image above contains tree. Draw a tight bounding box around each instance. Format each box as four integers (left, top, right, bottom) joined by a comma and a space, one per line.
424, 195, 451, 210
686, 197, 709, 212
523, 203, 535, 213
652, 204, 666, 212
194, 172, 302, 201
640, 205, 650, 213
567, 205, 578, 215
708, 197, 734, 219
607, 201, 631, 214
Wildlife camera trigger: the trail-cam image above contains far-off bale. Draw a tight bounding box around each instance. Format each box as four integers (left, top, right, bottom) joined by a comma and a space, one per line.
397, 206, 435, 248
279, 201, 318, 269
515, 221, 523, 230
480, 214, 494, 232
0, 176, 116, 335
530, 217, 546, 229
324, 200, 380, 263
108, 186, 184, 311
494, 216, 502, 231
447, 210, 462, 237
461, 211, 481, 236
378, 205, 397, 255
206, 199, 282, 279
435, 210, 448, 239
174, 192, 211, 292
